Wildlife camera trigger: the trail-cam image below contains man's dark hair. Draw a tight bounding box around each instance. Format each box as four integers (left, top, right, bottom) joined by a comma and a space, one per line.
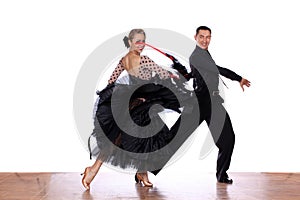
196, 26, 211, 35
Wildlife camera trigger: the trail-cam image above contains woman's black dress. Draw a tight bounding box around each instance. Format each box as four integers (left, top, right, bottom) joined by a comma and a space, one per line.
88, 55, 197, 174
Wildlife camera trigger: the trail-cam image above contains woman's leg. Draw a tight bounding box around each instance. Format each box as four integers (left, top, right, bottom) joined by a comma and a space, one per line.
81, 159, 103, 190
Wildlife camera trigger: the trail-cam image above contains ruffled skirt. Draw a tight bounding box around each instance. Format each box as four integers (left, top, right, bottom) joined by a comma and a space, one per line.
88, 77, 198, 174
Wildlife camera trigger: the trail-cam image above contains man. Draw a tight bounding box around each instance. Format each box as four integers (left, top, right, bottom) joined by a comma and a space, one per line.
189, 26, 251, 184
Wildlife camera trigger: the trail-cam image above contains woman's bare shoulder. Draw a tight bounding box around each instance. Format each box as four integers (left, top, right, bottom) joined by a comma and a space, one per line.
122, 51, 140, 69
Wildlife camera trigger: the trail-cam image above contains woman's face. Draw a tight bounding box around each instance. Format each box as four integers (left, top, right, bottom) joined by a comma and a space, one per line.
129, 33, 146, 53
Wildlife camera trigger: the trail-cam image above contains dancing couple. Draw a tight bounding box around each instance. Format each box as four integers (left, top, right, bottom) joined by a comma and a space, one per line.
81, 27, 251, 189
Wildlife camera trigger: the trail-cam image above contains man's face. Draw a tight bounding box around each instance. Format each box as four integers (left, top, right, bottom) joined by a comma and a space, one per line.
194, 30, 211, 50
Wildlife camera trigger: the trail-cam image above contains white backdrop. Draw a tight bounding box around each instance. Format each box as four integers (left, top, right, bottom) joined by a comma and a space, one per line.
1, 0, 299, 173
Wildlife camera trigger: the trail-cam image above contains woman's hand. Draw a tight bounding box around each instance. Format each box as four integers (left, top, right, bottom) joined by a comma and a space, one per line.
169, 73, 179, 79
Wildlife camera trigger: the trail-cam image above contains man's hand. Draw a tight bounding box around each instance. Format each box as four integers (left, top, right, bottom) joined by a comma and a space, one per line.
240, 78, 251, 91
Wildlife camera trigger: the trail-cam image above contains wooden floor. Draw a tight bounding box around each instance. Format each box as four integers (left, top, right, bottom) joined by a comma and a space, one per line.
0, 172, 299, 200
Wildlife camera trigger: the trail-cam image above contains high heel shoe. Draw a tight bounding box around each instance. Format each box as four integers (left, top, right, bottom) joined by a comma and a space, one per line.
136, 173, 153, 187
81, 167, 96, 190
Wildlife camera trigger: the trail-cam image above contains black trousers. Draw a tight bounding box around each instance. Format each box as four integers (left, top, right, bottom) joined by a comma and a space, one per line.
197, 95, 235, 180
151, 94, 235, 178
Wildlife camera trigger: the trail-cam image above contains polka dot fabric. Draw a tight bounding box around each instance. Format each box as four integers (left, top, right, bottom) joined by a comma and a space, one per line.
138, 55, 170, 80
108, 59, 125, 84
108, 55, 170, 84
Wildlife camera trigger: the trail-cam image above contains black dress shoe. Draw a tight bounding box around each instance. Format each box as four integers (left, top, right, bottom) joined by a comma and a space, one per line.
218, 177, 233, 184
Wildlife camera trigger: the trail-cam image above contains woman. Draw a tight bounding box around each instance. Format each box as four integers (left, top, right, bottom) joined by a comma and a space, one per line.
82, 29, 191, 189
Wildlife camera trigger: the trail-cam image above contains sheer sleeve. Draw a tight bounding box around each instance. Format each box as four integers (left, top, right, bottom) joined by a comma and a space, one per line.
108, 59, 125, 84
141, 55, 170, 79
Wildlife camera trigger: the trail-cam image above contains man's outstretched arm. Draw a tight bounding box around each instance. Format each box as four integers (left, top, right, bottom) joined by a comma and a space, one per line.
217, 65, 251, 91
